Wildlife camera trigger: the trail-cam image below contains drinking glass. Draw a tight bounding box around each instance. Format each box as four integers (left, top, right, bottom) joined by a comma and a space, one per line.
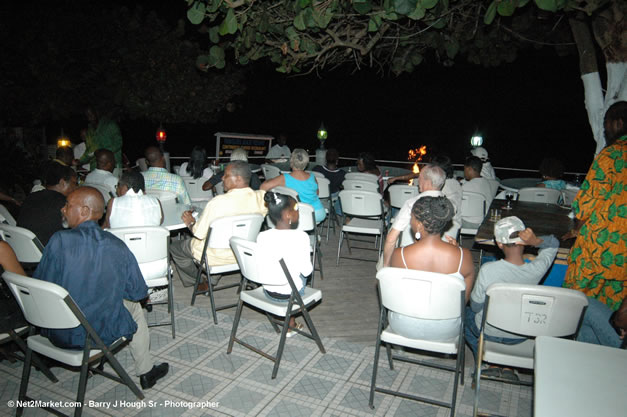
504, 191, 515, 210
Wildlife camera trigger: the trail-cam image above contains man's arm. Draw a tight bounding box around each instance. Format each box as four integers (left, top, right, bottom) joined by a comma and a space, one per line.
383, 228, 400, 267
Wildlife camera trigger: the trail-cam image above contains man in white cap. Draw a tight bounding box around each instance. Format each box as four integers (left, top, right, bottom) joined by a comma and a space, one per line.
470, 146, 496, 180
464, 216, 559, 381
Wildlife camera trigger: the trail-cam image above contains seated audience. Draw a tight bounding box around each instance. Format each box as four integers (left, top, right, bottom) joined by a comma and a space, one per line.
261, 149, 326, 223
202, 148, 261, 192
103, 171, 163, 229
313, 148, 345, 215
461, 156, 495, 229
357, 152, 383, 193
536, 157, 566, 190
266, 133, 291, 163
432, 154, 462, 239
84, 149, 118, 195
388, 196, 475, 340
257, 191, 313, 336
383, 164, 458, 267
470, 146, 496, 180
142, 146, 191, 205
18, 162, 77, 245
33, 187, 168, 389
178, 146, 213, 180
465, 216, 558, 381
170, 161, 267, 290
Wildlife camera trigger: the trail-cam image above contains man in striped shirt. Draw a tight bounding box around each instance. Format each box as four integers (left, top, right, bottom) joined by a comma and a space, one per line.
142, 146, 191, 205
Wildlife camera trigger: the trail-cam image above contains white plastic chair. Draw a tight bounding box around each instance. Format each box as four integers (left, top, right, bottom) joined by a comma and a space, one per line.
370, 267, 466, 415
261, 164, 281, 180
310, 170, 325, 179
191, 214, 265, 324
296, 203, 323, 285
342, 179, 380, 193
336, 190, 386, 265
227, 237, 325, 379
0, 224, 44, 263
182, 176, 213, 202
85, 183, 115, 205
270, 185, 299, 201
2, 271, 144, 416
473, 283, 588, 416
0, 203, 17, 226
145, 189, 178, 206
459, 191, 487, 238
561, 189, 578, 207
214, 181, 225, 195
316, 177, 339, 241
136, 157, 148, 172
388, 184, 419, 209
0, 325, 57, 383
345, 172, 379, 183
517, 187, 561, 204
107, 226, 175, 338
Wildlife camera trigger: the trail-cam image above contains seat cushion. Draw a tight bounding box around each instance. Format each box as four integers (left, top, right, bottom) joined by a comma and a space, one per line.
343, 218, 382, 234
27, 335, 115, 367
381, 327, 459, 355
483, 339, 535, 369
241, 287, 322, 317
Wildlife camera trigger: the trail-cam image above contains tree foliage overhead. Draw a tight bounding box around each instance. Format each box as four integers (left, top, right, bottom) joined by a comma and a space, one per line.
186, 0, 623, 75
0, 2, 245, 125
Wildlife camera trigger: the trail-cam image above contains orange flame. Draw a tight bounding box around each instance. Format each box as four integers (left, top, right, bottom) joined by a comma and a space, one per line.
407, 146, 427, 185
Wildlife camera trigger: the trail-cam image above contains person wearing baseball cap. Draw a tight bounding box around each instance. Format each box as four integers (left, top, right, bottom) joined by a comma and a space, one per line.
464, 216, 559, 381
470, 146, 496, 180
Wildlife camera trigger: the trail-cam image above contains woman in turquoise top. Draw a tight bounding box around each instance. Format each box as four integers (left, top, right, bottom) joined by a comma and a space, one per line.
536, 157, 566, 190
261, 148, 326, 223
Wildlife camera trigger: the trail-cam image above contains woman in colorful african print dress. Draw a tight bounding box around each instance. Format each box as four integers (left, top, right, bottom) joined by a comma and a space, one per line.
563, 101, 627, 311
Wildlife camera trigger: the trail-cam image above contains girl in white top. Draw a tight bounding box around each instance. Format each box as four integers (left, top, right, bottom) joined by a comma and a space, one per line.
257, 191, 313, 335
389, 196, 475, 340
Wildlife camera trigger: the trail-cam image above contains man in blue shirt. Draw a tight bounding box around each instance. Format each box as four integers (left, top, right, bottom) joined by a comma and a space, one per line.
33, 187, 168, 389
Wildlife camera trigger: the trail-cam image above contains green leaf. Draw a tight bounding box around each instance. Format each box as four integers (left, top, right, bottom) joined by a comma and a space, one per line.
312, 8, 333, 28
210, 45, 225, 69
407, 4, 426, 19
484, 1, 497, 24
394, 0, 417, 15
195, 55, 210, 68
285, 26, 299, 41
382, 11, 399, 20
239, 55, 250, 65
497, 0, 516, 16
518, 0, 531, 7
187, 2, 206, 25
219, 8, 238, 36
420, 0, 438, 9
206, 0, 220, 13
445, 39, 459, 58
299, 0, 311, 8
353, 0, 373, 14
534, 0, 557, 12
411, 53, 423, 65
294, 12, 306, 31
431, 17, 445, 28
209, 26, 220, 43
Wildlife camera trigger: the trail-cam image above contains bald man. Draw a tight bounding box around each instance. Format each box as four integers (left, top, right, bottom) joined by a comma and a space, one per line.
142, 146, 191, 205
33, 187, 169, 389
84, 148, 119, 195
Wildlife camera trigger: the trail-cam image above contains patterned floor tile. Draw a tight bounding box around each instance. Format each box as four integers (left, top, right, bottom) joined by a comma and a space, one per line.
265, 398, 316, 417
173, 373, 220, 398
167, 342, 210, 362
312, 353, 354, 375
290, 374, 337, 400
218, 385, 267, 414
393, 399, 441, 417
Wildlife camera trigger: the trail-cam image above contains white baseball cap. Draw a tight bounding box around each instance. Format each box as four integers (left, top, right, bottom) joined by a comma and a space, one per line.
494, 216, 525, 244
471, 147, 489, 161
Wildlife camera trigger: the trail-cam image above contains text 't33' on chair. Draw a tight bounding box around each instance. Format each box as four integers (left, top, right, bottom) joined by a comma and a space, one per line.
459, 190, 487, 246
0, 203, 17, 226
182, 176, 213, 202
344, 172, 379, 183
261, 163, 281, 180
473, 283, 588, 417
370, 267, 466, 416
108, 226, 175, 338
517, 187, 562, 204
2, 271, 144, 417
191, 214, 264, 324
336, 190, 386, 265
342, 179, 380, 193
228, 237, 325, 379
0, 224, 44, 264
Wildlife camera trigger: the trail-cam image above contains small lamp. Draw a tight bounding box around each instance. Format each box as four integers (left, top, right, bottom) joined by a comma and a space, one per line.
317, 122, 328, 149
156, 124, 167, 144
470, 134, 483, 147
57, 129, 71, 148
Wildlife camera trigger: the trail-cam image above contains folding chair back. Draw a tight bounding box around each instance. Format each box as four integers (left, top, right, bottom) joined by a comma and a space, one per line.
3, 271, 79, 330
460, 191, 487, 226
345, 172, 378, 183
214, 181, 225, 195
377, 267, 465, 320
270, 186, 299, 201
0, 203, 17, 226
310, 171, 325, 180
0, 224, 44, 263
136, 157, 148, 172
518, 187, 561, 204
388, 185, 419, 209
207, 214, 265, 250
145, 189, 178, 205
561, 188, 578, 207
182, 177, 213, 202
261, 164, 281, 180
339, 190, 383, 217
484, 283, 588, 338
316, 177, 331, 199
107, 226, 169, 283
342, 179, 379, 193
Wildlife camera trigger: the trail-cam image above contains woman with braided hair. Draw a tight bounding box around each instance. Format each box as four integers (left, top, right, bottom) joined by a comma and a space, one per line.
389, 196, 475, 340
256, 191, 313, 336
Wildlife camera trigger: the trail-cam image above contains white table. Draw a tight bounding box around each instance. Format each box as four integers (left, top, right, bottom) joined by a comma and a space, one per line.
534, 336, 627, 417
161, 201, 207, 231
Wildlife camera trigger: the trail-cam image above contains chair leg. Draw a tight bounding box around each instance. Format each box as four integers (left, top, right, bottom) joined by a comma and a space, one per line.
473, 334, 485, 417
190, 263, 203, 306
299, 304, 325, 354
272, 310, 292, 379
16, 347, 33, 417
345, 232, 353, 255
227, 299, 245, 354
9, 330, 58, 383
265, 312, 281, 333
207, 274, 218, 325
169, 280, 176, 339
75, 346, 92, 417
336, 231, 344, 266
450, 347, 463, 417
369, 339, 381, 409
101, 348, 144, 399
316, 243, 324, 281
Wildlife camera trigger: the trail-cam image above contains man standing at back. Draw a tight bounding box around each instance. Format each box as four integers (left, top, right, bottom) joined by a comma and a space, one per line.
33, 187, 169, 389
84, 149, 118, 196
142, 146, 191, 205
170, 161, 267, 290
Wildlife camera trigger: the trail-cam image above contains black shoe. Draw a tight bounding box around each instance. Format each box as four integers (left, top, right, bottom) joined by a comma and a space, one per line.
140, 363, 169, 389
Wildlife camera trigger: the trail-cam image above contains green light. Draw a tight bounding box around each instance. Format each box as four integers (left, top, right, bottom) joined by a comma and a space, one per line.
317, 122, 327, 140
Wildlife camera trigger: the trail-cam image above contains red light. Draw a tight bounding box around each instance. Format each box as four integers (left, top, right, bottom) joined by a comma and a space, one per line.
156, 128, 167, 143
